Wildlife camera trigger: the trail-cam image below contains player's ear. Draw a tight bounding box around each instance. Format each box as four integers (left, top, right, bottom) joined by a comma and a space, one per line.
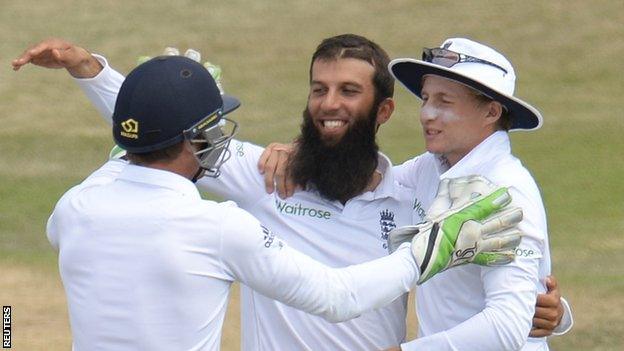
376, 98, 394, 126
484, 101, 503, 127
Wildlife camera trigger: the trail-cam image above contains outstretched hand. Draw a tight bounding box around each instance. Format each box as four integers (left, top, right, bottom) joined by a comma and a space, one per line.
12, 38, 102, 78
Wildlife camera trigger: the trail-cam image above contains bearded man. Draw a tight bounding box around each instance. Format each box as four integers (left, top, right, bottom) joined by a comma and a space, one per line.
198, 35, 415, 350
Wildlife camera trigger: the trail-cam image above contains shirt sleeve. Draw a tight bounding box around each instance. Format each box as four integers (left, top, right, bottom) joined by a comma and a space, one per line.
393, 156, 421, 188
393, 153, 434, 189
401, 263, 539, 351
46, 160, 127, 250
73, 54, 124, 124
218, 206, 418, 322
194, 140, 268, 207
552, 297, 574, 335
401, 185, 545, 351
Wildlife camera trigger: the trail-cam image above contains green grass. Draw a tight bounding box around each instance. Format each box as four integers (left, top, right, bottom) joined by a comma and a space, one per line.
1, 0, 623, 349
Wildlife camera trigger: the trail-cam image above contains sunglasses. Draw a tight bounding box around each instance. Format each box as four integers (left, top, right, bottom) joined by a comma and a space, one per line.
422, 47, 508, 75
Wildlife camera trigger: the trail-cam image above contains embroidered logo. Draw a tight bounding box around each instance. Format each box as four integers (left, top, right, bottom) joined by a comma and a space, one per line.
379, 209, 396, 249
120, 118, 139, 139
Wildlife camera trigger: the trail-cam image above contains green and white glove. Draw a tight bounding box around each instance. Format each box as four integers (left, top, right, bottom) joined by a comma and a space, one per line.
135, 47, 223, 93
389, 175, 523, 284
108, 144, 127, 160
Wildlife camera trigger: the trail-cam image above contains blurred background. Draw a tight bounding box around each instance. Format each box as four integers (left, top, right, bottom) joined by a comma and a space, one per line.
1, 0, 622, 349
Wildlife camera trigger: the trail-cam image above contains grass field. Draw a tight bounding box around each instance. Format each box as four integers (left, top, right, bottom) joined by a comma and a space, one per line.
1, 0, 623, 349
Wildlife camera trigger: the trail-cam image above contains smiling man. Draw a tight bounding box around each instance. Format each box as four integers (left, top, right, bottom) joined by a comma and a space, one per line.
289, 43, 394, 204
388, 38, 573, 350
419, 74, 505, 166
203, 35, 414, 350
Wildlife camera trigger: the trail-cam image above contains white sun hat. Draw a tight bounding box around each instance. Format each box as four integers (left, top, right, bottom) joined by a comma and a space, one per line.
389, 38, 543, 131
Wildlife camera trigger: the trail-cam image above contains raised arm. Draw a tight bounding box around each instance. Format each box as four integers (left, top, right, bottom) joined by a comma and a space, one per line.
12, 38, 121, 122
12, 38, 103, 78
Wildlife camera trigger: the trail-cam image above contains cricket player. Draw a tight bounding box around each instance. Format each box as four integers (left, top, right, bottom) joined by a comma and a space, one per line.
13, 35, 568, 350
385, 38, 574, 350
41, 54, 525, 350
262, 38, 574, 350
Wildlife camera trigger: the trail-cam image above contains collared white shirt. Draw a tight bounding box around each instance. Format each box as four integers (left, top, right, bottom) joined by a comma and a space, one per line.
47, 160, 418, 350
395, 131, 569, 351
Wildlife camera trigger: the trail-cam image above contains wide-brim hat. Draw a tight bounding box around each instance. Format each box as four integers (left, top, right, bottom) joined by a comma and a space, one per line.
389, 38, 543, 131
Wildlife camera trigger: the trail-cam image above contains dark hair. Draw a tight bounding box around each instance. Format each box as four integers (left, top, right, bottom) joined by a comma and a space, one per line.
473, 92, 513, 131
310, 34, 394, 104
126, 141, 185, 165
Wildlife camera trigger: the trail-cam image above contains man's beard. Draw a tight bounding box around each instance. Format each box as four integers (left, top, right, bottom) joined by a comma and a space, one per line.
289, 105, 380, 203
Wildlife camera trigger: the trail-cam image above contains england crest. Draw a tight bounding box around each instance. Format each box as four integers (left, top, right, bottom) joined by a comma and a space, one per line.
379, 209, 396, 249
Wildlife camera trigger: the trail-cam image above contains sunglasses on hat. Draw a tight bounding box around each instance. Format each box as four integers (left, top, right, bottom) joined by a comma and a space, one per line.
422, 47, 508, 75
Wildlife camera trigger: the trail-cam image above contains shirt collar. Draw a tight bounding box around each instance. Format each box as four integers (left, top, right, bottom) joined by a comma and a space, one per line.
438, 131, 510, 179
117, 164, 201, 199
304, 152, 400, 204
356, 152, 399, 201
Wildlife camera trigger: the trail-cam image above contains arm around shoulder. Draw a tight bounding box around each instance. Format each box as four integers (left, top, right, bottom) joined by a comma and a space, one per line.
217, 206, 417, 322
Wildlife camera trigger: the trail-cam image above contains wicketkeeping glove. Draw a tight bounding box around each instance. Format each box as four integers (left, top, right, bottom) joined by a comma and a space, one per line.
389, 175, 522, 284
136, 47, 223, 93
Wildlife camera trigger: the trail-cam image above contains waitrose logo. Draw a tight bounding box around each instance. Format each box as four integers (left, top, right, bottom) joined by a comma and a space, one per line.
275, 199, 332, 220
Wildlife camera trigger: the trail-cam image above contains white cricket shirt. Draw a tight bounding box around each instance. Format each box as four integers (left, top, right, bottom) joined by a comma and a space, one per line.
47, 160, 418, 350
396, 131, 554, 351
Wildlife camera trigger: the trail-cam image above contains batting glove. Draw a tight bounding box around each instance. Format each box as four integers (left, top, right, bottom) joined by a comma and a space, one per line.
389, 175, 522, 284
